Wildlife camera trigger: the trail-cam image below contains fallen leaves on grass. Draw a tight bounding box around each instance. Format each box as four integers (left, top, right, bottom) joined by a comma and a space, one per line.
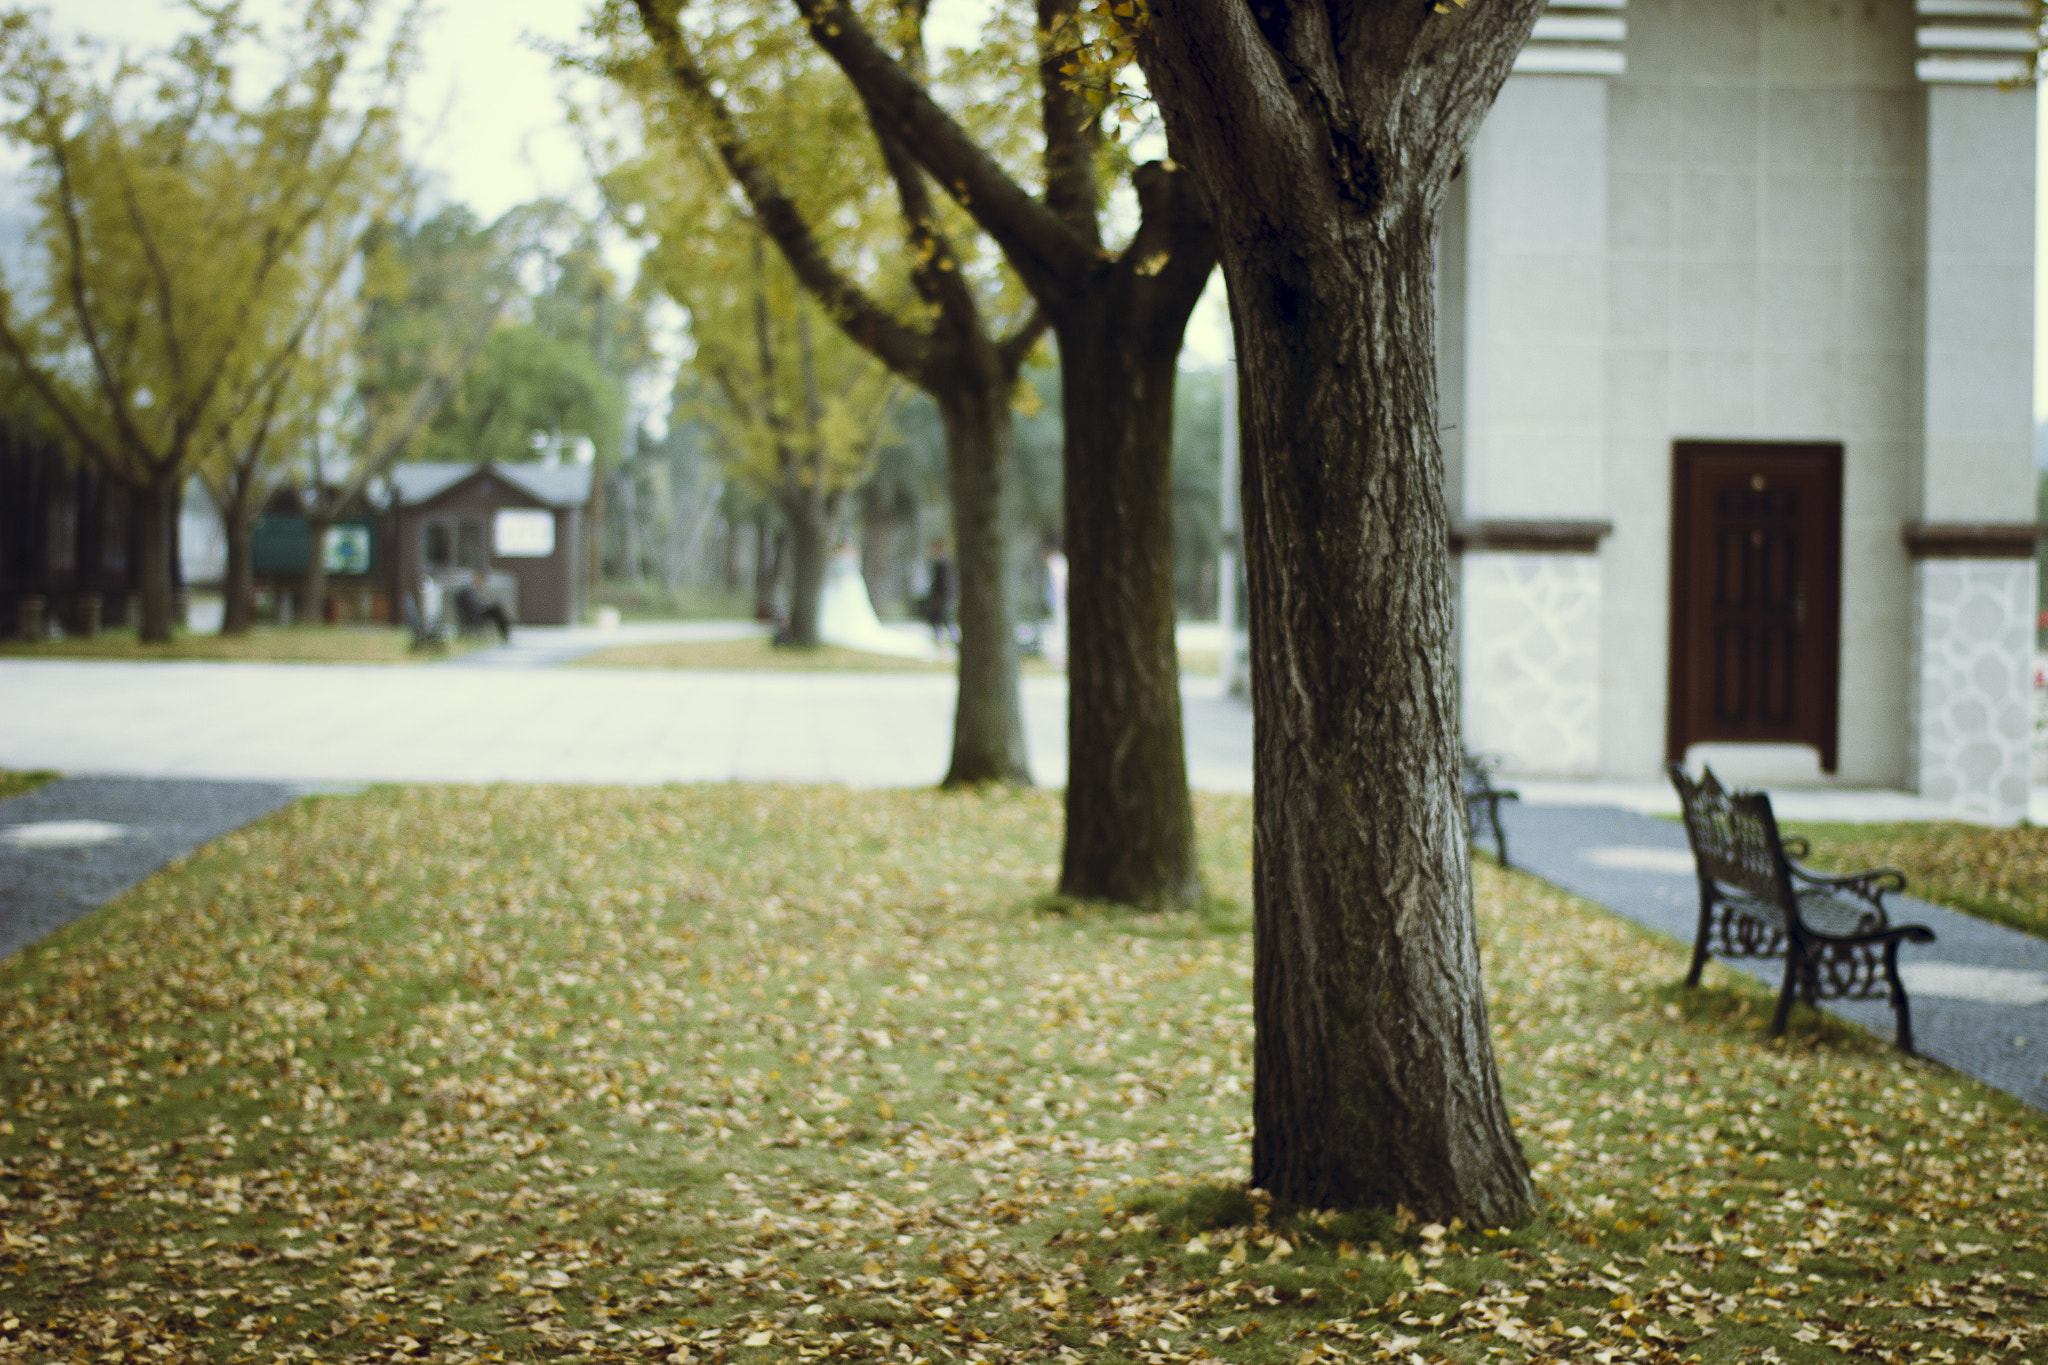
1785, 821, 2048, 941
0, 625, 475, 665
0, 785, 2044, 1365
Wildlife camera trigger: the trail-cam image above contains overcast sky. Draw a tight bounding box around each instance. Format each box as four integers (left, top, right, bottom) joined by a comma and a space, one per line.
37, 2, 2048, 417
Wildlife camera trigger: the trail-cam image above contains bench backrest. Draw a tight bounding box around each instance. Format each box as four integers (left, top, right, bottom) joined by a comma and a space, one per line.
1462, 751, 1499, 799
1665, 763, 1796, 913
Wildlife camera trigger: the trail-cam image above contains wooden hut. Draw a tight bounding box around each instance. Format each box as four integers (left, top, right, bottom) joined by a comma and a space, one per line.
389, 463, 592, 626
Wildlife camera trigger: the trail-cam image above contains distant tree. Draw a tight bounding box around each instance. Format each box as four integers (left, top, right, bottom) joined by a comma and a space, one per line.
418, 323, 619, 468
297, 202, 535, 619
1133, 0, 1540, 1222
783, 0, 1219, 908
610, 0, 1045, 784
649, 200, 902, 645
194, 288, 332, 636
0, 0, 414, 641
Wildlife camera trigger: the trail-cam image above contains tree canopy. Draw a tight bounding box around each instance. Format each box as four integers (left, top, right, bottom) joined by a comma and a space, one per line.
0, 0, 416, 638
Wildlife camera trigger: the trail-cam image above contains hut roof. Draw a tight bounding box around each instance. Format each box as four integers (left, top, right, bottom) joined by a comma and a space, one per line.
390, 462, 593, 510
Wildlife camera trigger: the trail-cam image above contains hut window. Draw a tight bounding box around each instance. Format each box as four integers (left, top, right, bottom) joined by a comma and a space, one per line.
423, 517, 485, 571
494, 509, 555, 557
423, 520, 451, 569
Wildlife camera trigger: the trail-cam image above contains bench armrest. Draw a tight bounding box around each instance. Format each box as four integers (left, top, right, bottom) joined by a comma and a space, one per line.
1788, 861, 1907, 903
1780, 834, 1810, 859
1799, 919, 1935, 949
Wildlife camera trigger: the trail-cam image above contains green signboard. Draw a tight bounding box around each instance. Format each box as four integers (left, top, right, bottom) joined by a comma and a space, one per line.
251, 517, 378, 576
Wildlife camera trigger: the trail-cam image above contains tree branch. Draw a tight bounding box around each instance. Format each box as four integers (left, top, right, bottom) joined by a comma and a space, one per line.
785, 0, 1094, 297
0, 295, 115, 471
630, 0, 933, 384
112, 158, 190, 419
173, 107, 392, 465
39, 97, 159, 470
1034, 0, 1101, 247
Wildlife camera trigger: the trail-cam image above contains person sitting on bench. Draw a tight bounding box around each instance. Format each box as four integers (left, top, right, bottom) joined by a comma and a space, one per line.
455, 573, 510, 643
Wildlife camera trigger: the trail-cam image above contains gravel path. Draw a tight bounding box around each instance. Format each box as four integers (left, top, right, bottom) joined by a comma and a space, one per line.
0, 778, 298, 961
1498, 800, 2048, 1112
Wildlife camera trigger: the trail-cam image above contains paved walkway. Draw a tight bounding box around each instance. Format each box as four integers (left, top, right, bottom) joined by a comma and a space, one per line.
0, 777, 297, 960
0, 659, 1253, 792
1498, 801, 2048, 1112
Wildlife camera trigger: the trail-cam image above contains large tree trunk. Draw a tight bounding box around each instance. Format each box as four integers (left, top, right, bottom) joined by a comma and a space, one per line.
1055, 302, 1198, 905
1235, 217, 1528, 1225
219, 483, 256, 636
302, 512, 332, 628
1135, 0, 1541, 1224
133, 469, 176, 644
935, 375, 1031, 785
781, 494, 828, 647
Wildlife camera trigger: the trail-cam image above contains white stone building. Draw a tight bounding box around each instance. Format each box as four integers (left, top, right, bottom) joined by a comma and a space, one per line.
1438, 0, 2041, 821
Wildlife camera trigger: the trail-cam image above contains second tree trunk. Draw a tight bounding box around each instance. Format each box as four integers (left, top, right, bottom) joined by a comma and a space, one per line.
936, 368, 1031, 786
1056, 304, 1200, 909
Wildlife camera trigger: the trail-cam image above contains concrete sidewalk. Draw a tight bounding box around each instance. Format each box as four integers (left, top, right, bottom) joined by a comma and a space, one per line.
0, 777, 298, 959
0, 659, 1255, 792
4, 653, 2038, 818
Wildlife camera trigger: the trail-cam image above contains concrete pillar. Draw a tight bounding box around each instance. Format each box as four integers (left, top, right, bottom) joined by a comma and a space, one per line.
1457, 74, 1611, 775
1909, 82, 2037, 822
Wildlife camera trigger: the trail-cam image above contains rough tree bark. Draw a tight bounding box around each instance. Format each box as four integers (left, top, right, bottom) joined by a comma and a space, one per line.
1133, 0, 1541, 1223
791, 0, 1218, 902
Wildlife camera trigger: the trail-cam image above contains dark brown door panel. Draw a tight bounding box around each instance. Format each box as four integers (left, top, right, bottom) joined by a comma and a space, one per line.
1668, 442, 1842, 772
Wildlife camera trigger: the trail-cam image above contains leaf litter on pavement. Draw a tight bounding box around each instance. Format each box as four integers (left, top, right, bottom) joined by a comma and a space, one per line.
1, 783, 2045, 1365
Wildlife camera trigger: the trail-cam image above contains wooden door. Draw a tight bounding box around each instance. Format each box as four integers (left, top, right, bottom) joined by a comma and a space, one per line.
1667, 442, 1842, 772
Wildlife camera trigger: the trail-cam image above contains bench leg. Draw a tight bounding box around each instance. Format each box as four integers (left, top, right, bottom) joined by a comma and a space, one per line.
1770, 949, 1802, 1039
1883, 939, 1916, 1056
1685, 886, 1715, 989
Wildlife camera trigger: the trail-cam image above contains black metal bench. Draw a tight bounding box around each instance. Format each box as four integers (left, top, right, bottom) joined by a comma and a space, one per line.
1462, 752, 1519, 869
1667, 763, 1934, 1053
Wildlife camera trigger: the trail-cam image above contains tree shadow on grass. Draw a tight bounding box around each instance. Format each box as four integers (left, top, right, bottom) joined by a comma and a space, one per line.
1025, 889, 1249, 938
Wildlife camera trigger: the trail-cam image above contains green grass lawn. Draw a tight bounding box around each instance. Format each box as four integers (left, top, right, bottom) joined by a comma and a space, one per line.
3, 786, 2045, 1364
0, 625, 478, 665
0, 769, 59, 801
1783, 820, 2048, 940
589, 581, 759, 622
